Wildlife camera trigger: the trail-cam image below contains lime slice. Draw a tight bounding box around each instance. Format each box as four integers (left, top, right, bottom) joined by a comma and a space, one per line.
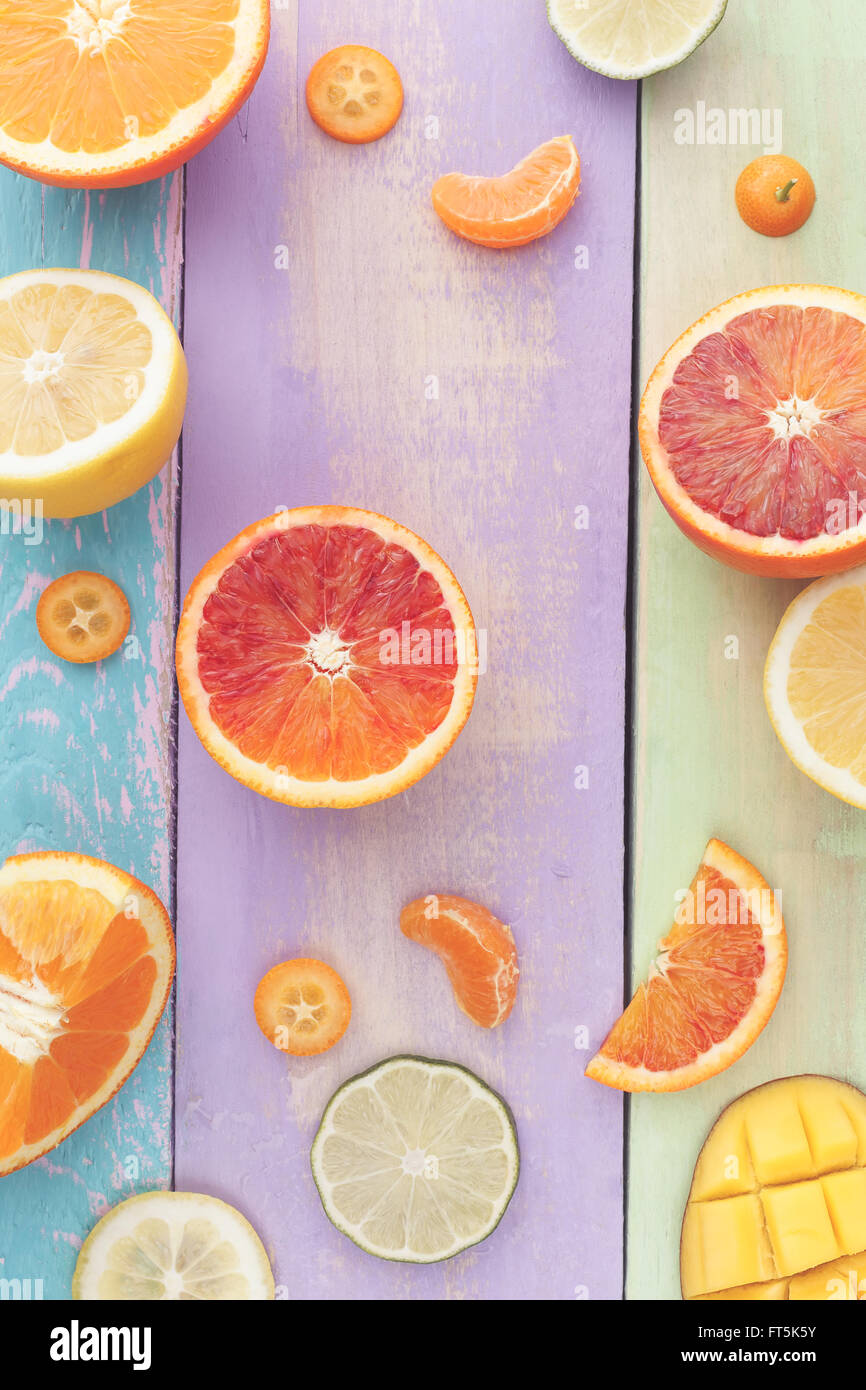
311, 1055, 519, 1263
71, 1192, 275, 1300
548, 0, 727, 80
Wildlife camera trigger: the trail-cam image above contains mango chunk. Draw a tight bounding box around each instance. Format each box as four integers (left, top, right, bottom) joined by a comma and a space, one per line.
822, 1169, 866, 1253
682, 1075, 866, 1300
681, 1194, 776, 1297
760, 1179, 839, 1276
744, 1090, 813, 1184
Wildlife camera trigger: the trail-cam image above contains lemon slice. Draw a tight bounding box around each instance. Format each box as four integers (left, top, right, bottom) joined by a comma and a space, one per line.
311, 1055, 519, 1263
764, 566, 866, 809
0, 268, 186, 518
548, 0, 727, 80
72, 1192, 275, 1301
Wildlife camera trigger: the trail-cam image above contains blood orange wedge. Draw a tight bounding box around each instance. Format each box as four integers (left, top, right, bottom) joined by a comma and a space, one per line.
176, 507, 478, 808
639, 285, 866, 576
0, 851, 174, 1176
0, 1, 269, 189
400, 894, 519, 1029
432, 136, 580, 249
586, 840, 786, 1094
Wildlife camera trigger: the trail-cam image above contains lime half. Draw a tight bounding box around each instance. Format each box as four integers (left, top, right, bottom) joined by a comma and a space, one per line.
311, 1055, 519, 1263
548, 0, 727, 80
72, 1191, 275, 1300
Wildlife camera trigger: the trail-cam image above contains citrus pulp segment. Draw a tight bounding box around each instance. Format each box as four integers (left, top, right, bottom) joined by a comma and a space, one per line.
0, 1, 270, 188
639, 285, 866, 576
72, 1190, 275, 1300
682, 1076, 866, 1300
176, 507, 478, 808
432, 136, 580, 248
311, 1056, 519, 1263
764, 565, 866, 808
399, 894, 519, 1028
547, 0, 727, 81
0, 851, 174, 1176
0, 268, 187, 518
586, 839, 786, 1093
36, 571, 130, 663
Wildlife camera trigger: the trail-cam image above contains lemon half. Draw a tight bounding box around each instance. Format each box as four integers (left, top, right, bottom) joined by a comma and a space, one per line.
0, 268, 186, 518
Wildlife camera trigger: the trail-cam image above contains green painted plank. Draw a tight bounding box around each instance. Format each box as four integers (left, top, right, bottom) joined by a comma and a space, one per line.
629, 0, 866, 1300
0, 170, 182, 1300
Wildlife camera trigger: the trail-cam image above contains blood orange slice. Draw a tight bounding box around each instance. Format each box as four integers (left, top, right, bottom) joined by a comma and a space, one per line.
400, 894, 519, 1029
176, 507, 478, 808
640, 285, 866, 576
586, 840, 786, 1093
0, 1, 269, 189
0, 851, 174, 1175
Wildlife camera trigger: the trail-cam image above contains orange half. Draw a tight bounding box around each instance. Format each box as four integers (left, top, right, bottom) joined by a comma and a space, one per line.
432, 135, 580, 249
0, 1, 270, 188
176, 506, 478, 808
0, 851, 175, 1175
587, 839, 787, 1093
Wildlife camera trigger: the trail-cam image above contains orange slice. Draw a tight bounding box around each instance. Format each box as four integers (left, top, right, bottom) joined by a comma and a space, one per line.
639, 285, 866, 576
432, 135, 580, 249
0, 850, 174, 1175
36, 571, 130, 663
306, 45, 403, 144
0, 1, 270, 188
176, 506, 478, 808
254, 959, 351, 1057
400, 894, 519, 1029
586, 840, 787, 1093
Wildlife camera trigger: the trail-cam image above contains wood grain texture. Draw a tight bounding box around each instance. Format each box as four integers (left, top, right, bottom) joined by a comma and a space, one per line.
177, 0, 635, 1298
629, 0, 866, 1300
0, 170, 182, 1298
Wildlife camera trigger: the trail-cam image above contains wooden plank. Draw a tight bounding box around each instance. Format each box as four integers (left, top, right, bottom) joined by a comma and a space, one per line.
0, 170, 182, 1298
629, 0, 866, 1300
177, 0, 635, 1297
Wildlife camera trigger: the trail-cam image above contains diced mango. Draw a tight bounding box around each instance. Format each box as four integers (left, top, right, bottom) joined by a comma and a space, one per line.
796, 1077, 859, 1172
682, 1076, 866, 1300
760, 1179, 839, 1276
822, 1169, 866, 1254
689, 1109, 757, 1202
744, 1089, 814, 1185
681, 1194, 776, 1297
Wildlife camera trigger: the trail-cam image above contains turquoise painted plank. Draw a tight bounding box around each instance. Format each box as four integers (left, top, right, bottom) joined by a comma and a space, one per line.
0, 168, 182, 1300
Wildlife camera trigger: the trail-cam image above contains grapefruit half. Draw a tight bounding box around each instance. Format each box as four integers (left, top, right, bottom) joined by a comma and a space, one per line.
640, 285, 866, 576
0, 851, 174, 1176
176, 507, 478, 808
586, 839, 786, 1093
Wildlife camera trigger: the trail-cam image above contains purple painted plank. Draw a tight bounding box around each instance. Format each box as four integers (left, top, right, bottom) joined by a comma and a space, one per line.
177, 0, 634, 1298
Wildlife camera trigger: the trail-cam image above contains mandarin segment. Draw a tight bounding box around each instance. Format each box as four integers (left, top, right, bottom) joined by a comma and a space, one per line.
432, 135, 580, 249
400, 895, 519, 1029
682, 1076, 866, 1299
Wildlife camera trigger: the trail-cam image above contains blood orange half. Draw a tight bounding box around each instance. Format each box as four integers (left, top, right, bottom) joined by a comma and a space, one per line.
176, 507, 479, 808
586, 839, 787, 1094
0, 851, 174, 1176
640, 286, 866, 576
